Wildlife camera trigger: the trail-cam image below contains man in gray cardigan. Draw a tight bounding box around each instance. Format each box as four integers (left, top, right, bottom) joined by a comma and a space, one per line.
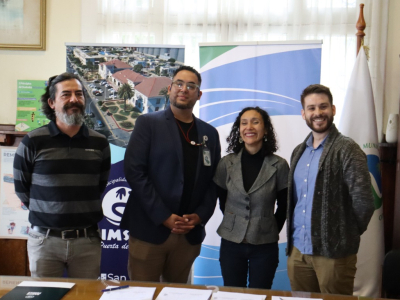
286, 84, 374, 295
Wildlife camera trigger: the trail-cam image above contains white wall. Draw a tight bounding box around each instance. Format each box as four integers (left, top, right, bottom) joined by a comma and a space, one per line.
383, 0, 400, 134
0, 0, 399, 132
0, 0, 81, 125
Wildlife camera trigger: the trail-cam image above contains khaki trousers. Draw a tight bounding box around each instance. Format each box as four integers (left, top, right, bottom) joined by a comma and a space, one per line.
287, 246, 357, 295
128, 234, 201, 283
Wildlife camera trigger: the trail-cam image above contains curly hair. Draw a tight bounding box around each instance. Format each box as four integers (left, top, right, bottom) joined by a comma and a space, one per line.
40, 72, 84, 122
226, 107, 278, 156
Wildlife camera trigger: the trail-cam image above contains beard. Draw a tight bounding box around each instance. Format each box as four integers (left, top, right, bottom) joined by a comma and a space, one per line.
56, 102, 85, 126
170, 96, 195, 110
305, 114, 334, 133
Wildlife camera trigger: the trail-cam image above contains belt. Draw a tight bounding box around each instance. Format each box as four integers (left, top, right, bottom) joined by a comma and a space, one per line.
31, 225, 99, 240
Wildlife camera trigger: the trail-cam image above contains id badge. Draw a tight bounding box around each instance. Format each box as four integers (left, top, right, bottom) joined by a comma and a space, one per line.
203, 148, 211, 166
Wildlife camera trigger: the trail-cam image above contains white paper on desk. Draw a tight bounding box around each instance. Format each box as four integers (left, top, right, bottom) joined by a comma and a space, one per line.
213, 291, 266, 300
156, 287, 212, 300
100, 286, 156, 300
272, 296, 323, 300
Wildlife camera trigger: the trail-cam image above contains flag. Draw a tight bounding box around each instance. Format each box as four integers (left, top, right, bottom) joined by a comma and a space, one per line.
339, 46, 384, 297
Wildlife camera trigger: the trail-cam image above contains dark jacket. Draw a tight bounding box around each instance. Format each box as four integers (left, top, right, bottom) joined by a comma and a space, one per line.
286, 124, 375, 258
120, 107, 221, 245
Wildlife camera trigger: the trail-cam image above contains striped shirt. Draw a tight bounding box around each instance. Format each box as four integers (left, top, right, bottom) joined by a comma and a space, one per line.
13, 121, 111, 230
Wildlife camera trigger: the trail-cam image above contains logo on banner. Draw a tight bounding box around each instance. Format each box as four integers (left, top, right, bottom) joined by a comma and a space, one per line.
366, 154, 382, 210
102, 187, 130, 226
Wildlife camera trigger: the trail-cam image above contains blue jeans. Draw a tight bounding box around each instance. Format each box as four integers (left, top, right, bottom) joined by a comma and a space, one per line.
219, 238, 279, 289
27, 229, 101, 278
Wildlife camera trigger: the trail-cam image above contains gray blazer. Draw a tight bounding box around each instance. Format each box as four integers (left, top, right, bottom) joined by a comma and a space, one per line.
214, 149, 289, 244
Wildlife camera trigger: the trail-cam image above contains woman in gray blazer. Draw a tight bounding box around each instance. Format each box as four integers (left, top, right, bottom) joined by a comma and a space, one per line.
214, 107, 289, 289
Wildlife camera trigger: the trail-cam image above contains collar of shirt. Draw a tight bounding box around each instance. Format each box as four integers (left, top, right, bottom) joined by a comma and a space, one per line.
48, 120, 89, 139
305, 133, 329, 149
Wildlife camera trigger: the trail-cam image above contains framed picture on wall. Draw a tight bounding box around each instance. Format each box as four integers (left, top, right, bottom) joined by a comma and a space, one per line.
0, 0, 46, 51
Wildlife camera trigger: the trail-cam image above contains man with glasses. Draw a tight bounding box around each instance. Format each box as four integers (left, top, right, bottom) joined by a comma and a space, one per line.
13, 72, 111, 278
121, 66, 221, 283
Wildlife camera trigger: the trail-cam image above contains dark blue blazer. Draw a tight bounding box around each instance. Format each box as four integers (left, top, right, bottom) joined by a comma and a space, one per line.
120, 107, 221, 245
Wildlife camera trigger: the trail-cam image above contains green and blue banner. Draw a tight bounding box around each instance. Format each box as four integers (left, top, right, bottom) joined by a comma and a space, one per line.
195, 42, 322, 290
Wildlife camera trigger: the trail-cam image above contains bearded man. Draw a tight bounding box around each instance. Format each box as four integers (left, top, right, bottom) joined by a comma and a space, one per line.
286, 84, 374, 295
13, 72, 111, 278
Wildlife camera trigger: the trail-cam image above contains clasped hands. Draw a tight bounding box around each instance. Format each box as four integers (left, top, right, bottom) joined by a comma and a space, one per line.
162, 213, 201, 234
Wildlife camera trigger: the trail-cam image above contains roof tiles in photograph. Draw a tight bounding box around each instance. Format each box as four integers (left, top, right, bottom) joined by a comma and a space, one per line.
100, 59, 132, 69
135, 77, 172, 98
112, 70, 145, 84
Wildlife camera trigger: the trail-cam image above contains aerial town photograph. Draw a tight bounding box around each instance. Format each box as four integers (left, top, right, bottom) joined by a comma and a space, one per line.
66, 45, 185, 147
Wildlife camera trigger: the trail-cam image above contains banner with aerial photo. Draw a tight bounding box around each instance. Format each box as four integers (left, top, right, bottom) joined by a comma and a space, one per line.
66, 43, 185, 280
196, 41, 322, 290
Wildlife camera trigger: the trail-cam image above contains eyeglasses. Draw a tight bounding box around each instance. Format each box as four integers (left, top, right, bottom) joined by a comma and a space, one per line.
172, 80, 199, 92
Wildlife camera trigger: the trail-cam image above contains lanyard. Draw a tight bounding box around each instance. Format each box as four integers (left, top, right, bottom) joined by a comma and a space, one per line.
175, 119, 203, 146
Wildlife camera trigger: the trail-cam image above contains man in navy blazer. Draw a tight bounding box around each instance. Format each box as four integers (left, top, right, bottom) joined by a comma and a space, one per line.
121, 66, 221, 283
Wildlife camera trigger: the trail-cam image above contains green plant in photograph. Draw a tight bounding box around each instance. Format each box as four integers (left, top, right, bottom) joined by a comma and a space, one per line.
133, 64, 143, 73
114, 114, 128, 121
119, 110, 130, 116
131, 111, 141, 118
120, 121, 134, 129
108, 106, 119, 113
118, 83, 134, 112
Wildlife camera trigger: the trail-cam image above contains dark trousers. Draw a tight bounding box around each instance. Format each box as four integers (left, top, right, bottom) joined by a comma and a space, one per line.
219, 238, 279, 289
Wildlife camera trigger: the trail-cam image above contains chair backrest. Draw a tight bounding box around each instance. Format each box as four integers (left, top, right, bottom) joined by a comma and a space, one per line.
383, 249, 400, 299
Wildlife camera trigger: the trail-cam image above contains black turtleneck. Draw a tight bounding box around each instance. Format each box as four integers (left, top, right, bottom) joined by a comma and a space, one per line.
217, 148, 288, 233
241, 147, 264, 192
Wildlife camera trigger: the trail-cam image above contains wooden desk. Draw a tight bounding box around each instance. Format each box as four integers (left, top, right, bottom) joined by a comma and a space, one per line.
0, 276, 383, 300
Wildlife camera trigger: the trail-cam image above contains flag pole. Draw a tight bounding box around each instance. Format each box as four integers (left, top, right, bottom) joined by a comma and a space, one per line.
356, 4, 366, 56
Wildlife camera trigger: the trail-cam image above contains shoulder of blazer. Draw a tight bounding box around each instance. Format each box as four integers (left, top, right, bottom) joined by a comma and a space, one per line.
263, 154, 280, 166
137, 110, 165, 122
222, 152, 240, 166
135, 108, 174, 129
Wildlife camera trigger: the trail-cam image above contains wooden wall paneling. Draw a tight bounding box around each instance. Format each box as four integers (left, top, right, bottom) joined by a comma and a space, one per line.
0, 239, 29, 275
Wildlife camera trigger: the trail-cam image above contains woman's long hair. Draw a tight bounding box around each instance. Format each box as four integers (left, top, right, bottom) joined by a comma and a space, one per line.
226, 107, 278, 157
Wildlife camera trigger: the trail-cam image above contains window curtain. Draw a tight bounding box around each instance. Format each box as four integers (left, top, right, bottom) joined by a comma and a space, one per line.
81, 0, 388, 138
